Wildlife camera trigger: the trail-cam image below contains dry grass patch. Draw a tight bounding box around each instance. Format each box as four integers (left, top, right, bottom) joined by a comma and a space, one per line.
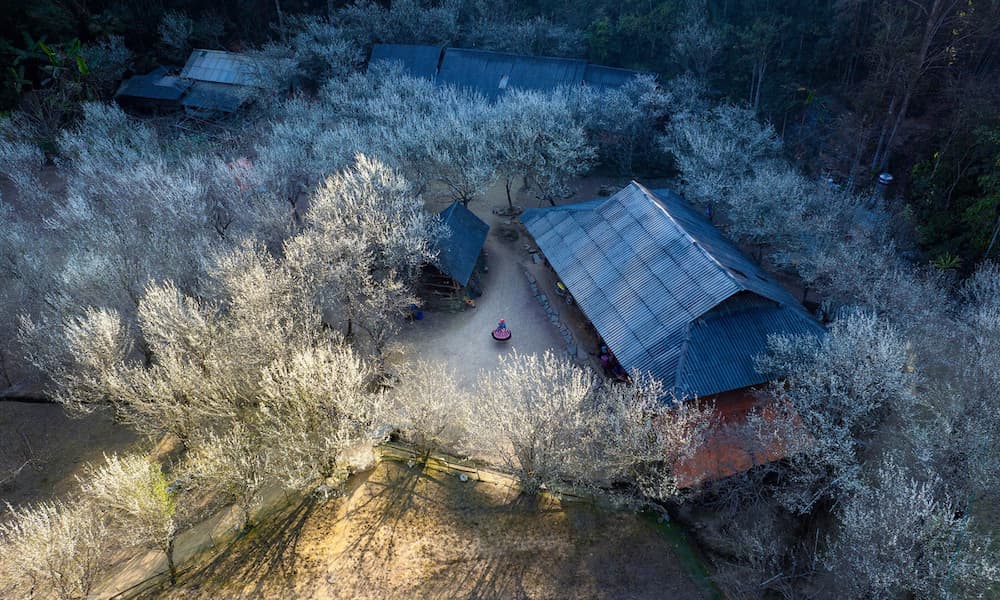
160, 460, 712, 600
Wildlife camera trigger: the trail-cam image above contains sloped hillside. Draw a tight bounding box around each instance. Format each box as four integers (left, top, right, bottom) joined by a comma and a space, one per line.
160, 460, 714, 599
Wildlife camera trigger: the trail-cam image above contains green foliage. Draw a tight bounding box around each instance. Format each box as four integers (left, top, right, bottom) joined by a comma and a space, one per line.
911, 126, 1000, 265
584, 17, 612, 64
24, 1, 76, 40
149, 463, 177, 523
932, 252, 961, 271
582, 1, 683, 71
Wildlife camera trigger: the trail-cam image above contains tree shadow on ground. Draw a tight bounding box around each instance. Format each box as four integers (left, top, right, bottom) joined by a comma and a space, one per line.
336, 459, 428, 562
336, 459, 552, 599
158, 460, 708, 599
426, 495, 539, 600
166, 495, 317, 598
414, 484, 566, 600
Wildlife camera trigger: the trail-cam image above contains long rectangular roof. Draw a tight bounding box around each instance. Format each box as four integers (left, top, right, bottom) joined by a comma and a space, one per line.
367, 44, 650, 99
437, 48, 587, 101
369, 44, 442, 80
521, 182, 824, 398
583, 64, 655, 90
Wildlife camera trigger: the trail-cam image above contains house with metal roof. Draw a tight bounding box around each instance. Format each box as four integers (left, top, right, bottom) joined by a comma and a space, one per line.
115, 66, 191, 111
420, 202, 490, 309
368, 44, 652, 99
520, 181, 824, 400
115, 50, 279, 117
178, 49, 273, 117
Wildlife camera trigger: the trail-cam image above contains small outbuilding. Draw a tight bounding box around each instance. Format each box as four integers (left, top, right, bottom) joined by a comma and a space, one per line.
179, 49, 269, 117
421, 202, 490, 309
115, 50, 279, 118
114, 66, 191, 111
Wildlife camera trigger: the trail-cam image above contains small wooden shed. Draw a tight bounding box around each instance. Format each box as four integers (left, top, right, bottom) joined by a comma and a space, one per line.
421, 202, 490, 309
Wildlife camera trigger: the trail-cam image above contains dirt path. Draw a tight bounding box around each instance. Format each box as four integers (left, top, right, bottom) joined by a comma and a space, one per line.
394, 187, 567, 388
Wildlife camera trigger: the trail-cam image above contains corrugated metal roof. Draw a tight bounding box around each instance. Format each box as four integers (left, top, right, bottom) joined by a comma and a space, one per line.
521, 182, 824, 398
582, 64, 652, 90
437, 48, 587, 100
435, 202, 490, 286
369, 44, 442, 80
115, 67, 190, 101
181, 81, 247, 114
677, 293, 824, 397
366, 44, 653, 99
180, 49, 264, 87
645, 187, 813, 310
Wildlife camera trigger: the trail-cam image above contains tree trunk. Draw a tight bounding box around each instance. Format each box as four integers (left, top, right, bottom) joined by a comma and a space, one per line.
878, 0, 951, 171
166, 538, 177, 585
870, 95, 896, 171
878, 89, 912, 171
753, 60, 766, 113
274, 0, 287, 42
505, 178, 513, 209
0, 350, 11, 387
985, 213, 1000, 259
846, 123, 869, 193
140, 339, 154, 368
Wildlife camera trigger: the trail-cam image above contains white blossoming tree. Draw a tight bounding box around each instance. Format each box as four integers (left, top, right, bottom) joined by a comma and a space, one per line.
80, 453, 180, 584
825, 456, 999, 598
0, 499, 112, 599
465, 351, 713, 496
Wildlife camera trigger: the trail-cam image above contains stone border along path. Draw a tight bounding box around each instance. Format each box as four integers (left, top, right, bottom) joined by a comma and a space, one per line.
523, 269, 582, 362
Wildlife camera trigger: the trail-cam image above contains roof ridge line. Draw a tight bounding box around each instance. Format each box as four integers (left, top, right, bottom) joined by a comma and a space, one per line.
443, 46, 589, 64
627, 181, 749, 302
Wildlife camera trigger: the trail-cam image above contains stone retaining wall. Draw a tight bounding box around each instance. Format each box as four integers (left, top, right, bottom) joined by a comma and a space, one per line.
523, 269, 587, 362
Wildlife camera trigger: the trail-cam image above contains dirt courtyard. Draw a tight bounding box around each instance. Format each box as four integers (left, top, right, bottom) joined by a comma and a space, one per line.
393, 178, 640, 387
393, 225, 566, 388
161, 460, 714, 600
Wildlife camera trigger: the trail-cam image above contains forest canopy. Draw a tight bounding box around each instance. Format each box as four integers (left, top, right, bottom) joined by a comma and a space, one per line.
2, 0, 998, 264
